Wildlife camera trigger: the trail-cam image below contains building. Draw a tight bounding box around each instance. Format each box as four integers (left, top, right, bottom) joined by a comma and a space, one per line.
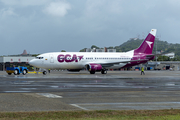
132, 61, 180, 71
164, 52, 175, 58
0, 50, 35, 71
85, 47, 116, 52
96, 49, 104, 52
85, 48, 92, 52
107, 49, 116, 52
0, 56, 35, 71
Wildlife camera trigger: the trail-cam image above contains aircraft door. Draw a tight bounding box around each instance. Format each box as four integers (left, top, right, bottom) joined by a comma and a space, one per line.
50, 54, 54, 63
42, 59, 44, 64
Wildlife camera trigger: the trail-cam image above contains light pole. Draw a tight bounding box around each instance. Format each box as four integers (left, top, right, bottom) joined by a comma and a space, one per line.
155, 38, 157, 69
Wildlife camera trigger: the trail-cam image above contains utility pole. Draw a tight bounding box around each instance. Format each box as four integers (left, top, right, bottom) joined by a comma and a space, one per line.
155, 38, 157, 69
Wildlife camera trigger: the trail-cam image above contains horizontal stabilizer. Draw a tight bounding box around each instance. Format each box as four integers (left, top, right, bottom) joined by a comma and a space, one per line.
146, 52, 170, 57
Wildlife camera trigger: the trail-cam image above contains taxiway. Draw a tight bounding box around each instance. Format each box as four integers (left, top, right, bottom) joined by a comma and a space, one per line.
0, 70, 180, 111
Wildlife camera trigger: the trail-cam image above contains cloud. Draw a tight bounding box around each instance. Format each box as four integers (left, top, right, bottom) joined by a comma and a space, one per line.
167, 0, 180, 5
85, 0, 123, 18
0, 0, 50, 6
1, 0, 180, 55
0, 8, 17, 17
43, 1, 71, 17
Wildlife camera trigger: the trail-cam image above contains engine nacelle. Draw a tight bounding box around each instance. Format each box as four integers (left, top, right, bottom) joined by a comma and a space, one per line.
86, 63, 102, 72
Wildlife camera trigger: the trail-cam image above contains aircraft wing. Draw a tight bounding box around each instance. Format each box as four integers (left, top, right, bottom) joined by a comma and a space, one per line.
98, 59, 148, 67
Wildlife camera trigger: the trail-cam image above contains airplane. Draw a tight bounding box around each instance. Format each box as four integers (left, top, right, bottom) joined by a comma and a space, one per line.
29, 29, 157, 75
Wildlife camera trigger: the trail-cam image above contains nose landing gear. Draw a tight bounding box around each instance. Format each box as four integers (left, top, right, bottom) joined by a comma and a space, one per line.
43, 71, 47, 75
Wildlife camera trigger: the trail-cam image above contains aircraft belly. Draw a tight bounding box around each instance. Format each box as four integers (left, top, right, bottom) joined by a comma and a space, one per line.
106, 63, 126, 69
55, 63, 84, 69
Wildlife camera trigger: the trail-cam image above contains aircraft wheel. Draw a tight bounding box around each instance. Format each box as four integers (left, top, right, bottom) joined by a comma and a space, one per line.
14, 69, 19, 75
90, 71, 95, 74
22, 70, 27, 75
101, 69, 107, 74
43, 71, 47, 75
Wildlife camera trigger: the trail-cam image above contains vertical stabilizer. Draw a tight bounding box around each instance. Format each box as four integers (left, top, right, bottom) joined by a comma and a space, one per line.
134, 29, 157, 54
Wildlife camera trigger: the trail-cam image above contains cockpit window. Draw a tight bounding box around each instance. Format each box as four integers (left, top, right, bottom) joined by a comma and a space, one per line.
36, 57, 44, 59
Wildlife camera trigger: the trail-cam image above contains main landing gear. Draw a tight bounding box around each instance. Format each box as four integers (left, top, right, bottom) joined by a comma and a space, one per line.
90, 71, 95, 74
101, 69, 107, 74
89, 69, 107, 74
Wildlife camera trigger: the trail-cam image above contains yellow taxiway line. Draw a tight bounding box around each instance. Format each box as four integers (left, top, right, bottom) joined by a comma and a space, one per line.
28, 71, 42, 74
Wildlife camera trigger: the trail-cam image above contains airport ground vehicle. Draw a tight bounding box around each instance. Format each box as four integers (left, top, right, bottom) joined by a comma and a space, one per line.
6, 67, 28, 75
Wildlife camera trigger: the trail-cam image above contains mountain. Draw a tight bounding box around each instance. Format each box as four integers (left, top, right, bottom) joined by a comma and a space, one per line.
116, 38, 180, 56
79, 38, 180, 57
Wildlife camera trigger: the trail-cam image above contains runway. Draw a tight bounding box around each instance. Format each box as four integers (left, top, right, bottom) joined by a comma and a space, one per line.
0, 70, 180, 111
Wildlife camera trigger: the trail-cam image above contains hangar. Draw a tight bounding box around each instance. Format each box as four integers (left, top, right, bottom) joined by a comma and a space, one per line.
0, 50, 36, 71
0, 56, 35, 71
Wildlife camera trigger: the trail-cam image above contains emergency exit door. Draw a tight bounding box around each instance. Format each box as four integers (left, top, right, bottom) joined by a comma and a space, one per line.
50, 54, 54, 63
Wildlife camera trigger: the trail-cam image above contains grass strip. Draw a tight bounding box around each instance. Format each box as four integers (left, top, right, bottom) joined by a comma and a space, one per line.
0, 109, 180, 120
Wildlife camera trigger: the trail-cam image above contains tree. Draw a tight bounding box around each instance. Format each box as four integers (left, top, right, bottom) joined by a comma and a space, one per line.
79, 48, 87, 52
107, 46, 114, 49
78, 38, 180, 58
32, 54, 40, 57
91, 45, 99, 49
157, 56, 170, 61
61, 50, 66, 52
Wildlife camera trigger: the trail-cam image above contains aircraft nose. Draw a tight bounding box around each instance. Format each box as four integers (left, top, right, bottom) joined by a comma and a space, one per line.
29, 59, 35, 66
29, 59, 43, 68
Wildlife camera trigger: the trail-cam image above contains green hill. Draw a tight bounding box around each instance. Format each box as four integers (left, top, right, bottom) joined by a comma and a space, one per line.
80, 38, 180, 56
116, 38, 180, 56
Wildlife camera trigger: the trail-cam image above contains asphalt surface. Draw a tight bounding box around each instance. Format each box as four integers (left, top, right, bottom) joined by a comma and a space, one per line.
0, 70, 180, 111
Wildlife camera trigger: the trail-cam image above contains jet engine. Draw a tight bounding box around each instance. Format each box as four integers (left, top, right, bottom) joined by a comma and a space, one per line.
86, 63, 102, 72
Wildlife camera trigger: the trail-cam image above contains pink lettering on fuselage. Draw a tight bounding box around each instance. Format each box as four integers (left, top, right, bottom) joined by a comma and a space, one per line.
57, 54, 83, 63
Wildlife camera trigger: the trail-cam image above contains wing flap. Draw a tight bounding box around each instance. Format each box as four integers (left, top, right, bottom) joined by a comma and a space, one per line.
99, 59, 148, 67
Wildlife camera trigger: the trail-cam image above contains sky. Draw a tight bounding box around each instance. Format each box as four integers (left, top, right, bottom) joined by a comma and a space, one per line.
0, 0, 180, 55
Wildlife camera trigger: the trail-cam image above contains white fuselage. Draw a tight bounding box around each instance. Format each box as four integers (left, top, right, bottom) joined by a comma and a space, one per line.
29, 50, 134, 70
29, 29, 157, 74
